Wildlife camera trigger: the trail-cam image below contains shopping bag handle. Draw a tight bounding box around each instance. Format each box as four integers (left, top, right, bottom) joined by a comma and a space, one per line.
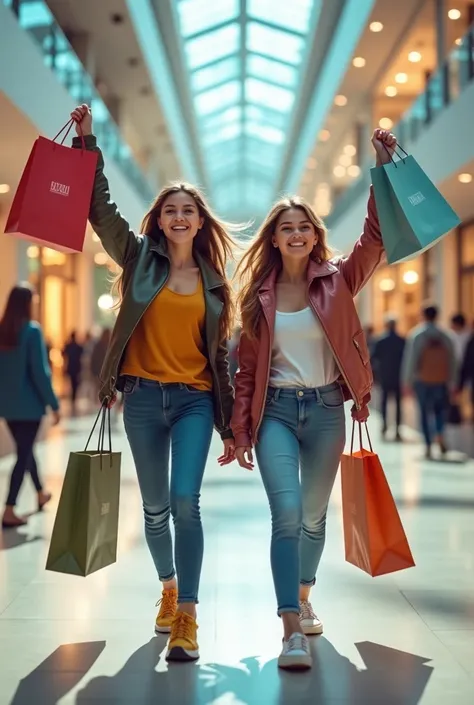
350, 421, 373, 455
84, 403, 113, 468
52, 119, 86, 150
381, 142, 409, 168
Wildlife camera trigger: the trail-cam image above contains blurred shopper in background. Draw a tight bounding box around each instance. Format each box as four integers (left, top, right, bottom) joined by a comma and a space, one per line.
71, 104, 237, 663
227, 326, 241, 383
459, 328, 474, 420
403, 306, 456, 459
371, 314, 405, 441
0, 284, 60, 528
231, 129, 396, 670
450, 313, 470, 366
62, 331, 84, 414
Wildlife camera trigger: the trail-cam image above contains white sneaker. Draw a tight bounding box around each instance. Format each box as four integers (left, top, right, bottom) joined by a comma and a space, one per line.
299, 600, 323, 635
278, 632, 312, 670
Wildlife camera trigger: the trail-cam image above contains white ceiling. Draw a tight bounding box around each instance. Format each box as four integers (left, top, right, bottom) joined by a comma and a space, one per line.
45, 0, 181, 182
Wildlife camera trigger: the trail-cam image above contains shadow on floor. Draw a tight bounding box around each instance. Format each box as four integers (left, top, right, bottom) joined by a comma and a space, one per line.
7, 636, 433, 705
0, 529, 43, 552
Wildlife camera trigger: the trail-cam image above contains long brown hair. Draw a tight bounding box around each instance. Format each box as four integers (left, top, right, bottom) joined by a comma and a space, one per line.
235, 196, 332, 339
112, 182, 241, 340
0, 284, 34, 350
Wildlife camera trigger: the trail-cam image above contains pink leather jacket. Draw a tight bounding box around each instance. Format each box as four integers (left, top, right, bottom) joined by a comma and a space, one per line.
231, 188, 385, 448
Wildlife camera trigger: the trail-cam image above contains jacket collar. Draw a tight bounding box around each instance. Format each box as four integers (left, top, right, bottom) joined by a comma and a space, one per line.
259, 258, 338, 293
147, 235, 224, 291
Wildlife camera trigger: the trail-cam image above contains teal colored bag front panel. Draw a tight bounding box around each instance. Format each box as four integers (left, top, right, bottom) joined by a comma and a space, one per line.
382, 156, 460, 247
371, 167, 421, 264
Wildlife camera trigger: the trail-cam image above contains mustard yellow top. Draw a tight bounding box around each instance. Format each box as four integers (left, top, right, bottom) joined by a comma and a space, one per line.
121, 278, 212, 390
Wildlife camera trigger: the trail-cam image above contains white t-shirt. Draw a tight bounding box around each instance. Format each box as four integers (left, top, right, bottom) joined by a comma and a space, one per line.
269, 307, 340, 388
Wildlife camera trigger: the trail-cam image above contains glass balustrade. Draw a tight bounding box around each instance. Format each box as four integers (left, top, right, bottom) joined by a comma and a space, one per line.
3, 0, 154, 202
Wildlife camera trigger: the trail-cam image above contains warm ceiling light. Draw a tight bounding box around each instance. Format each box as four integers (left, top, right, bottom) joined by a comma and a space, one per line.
408, 51, 422, 63
94, 252, 108, 266
379, 278, 396, 292
348, 165, 361, 177
455, 37, 462, 45
448, 8, 461, 20
403, 270, 419, 285
344, 145, 357, 156
27, 246, 40, 259
334, 94, 348, 106
395, 72, 408, 83
370, 21, 384, 32
319, 129, 330, 142
333, 165, 346, 178
385, 86, 398, 97
0, 183, 10, 194
98, 294, 114, 310
339, 154, 352, 167
379, 117, 393, 129
458, 173, 473, 183
353, 56, 366, 68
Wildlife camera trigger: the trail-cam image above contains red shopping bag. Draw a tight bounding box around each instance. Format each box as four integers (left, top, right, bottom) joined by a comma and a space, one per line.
4, 120, 97, 253
341, 423, 415, 577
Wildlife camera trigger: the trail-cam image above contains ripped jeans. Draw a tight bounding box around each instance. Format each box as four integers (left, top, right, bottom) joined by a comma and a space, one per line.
123, 377, 214, 603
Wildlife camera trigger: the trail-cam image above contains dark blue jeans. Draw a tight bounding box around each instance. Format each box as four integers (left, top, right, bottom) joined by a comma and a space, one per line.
414, 382, 449, 448
123, 378, 214, 603
255, 384, 346, 615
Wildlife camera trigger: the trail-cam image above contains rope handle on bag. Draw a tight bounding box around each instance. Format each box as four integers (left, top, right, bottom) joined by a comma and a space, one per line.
350, 421, 373, 455
84, 403, 113, 469
52, 118, 86, 150
381, 141, 409, 168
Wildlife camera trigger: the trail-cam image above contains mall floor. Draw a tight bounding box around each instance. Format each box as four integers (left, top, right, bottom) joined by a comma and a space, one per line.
0, 409, 474, 705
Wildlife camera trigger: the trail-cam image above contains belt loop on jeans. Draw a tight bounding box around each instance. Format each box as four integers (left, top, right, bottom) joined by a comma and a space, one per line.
274, 388, 281, 401
314, 387, 321, 404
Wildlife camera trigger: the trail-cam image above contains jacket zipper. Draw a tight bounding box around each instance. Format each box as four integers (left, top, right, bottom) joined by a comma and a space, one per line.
253, 304, 274, 442
109, 270, 170, 395
307, 298, 361, 410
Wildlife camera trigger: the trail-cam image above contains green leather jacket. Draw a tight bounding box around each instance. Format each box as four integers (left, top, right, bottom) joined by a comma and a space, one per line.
72, 135, 234, 439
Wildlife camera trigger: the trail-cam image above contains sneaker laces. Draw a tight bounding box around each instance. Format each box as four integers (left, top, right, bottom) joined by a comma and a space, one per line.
300, 600, 317, 621
287, 633, 309, 653
156, 590, 176, 619
171, 612, 195, 642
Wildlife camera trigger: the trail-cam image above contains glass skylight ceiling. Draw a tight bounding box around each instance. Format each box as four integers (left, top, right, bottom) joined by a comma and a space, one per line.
174, 0, 319, 216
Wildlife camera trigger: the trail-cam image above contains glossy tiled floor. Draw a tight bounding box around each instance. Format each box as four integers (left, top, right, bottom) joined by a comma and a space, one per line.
1, 411, 474, 705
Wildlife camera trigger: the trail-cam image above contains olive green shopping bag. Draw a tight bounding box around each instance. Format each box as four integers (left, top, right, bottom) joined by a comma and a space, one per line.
46, 405, 121, 577
371, 145, 460, 264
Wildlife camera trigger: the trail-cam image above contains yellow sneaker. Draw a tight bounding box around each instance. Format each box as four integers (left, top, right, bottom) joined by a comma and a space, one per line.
155, 588, 177, 634
166, 611, 199, 662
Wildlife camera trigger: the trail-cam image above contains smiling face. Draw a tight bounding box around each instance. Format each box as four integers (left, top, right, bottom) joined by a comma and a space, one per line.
272, 207, 317, 261
158, 190, 204, 244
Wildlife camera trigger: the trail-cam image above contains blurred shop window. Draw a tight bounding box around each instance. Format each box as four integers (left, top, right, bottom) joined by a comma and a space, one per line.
459, 225, 474, 321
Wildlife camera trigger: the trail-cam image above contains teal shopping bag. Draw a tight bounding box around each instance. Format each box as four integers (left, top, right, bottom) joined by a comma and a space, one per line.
371, 150, 460, 264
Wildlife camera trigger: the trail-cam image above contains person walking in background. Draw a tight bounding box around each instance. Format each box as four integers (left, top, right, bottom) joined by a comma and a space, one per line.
231, 129, 397, 670
62, 331, 84, 414
402, 306, 456, 459
450, 313, 470, 367
371, 314, 405, 441
459, 328, 474, 421
71, 104, 236, 663
0, 284, 60, 528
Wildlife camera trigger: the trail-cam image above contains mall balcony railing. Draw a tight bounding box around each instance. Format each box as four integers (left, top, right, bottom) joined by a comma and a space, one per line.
3, 0, 154, 203
326, 23, 474, 228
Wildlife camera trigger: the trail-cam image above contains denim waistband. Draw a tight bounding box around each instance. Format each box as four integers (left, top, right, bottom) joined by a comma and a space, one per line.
268, 382, 341, 400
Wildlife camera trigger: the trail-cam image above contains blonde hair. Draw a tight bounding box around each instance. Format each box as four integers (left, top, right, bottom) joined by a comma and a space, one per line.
235, 196, 332, 339
113, 182, 242, 340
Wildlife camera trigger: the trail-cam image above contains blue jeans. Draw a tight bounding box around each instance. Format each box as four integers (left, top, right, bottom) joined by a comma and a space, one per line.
123, 378, 214, 603
255, 384, 346, 615
414, 381, 449, 448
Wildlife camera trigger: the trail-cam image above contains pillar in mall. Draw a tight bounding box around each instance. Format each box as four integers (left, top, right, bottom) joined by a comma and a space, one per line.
76, 253, 95, 336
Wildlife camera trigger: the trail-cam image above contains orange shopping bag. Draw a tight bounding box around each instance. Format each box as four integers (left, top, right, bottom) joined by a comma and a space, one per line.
341, 422, 415, 577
